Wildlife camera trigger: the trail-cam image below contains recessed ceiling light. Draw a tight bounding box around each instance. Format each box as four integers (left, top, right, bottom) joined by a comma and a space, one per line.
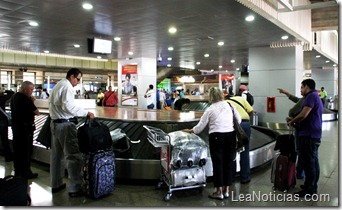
167, 64, 171, 67
219, 65, 222, 68
236, 68, 240, 71
168, 27, 177, 34
74, 44, 80, 48
316, 55, 321, 58
281, 35, 289, 40
230, 59, 235, 63
245, 15, 255, 22
114, 37, 121, 41
167, 57, 172, 61
196, 62, 201, 65
128, 51, 133, 55
333, 64, 337, 67
168, 47, 174, 51
210, 69, 214, 72
29, 21, 38, 27
44, 50, 49, 53
82, 3, 93, 10
204, 54, 209, 57
97, 56, 102, 59
325, 60, 330, 63
218, 41, 224, 46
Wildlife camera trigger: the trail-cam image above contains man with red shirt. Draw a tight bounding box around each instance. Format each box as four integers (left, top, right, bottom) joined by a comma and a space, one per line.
102, 86, 118, 107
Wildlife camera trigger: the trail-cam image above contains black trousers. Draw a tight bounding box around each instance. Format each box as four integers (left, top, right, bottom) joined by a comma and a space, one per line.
0, 119, 13, 160
12, 124, 34, 177
209, 131, 236, 188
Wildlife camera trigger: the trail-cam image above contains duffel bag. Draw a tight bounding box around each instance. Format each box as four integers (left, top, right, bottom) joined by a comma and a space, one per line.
0, 175, 31, 206
77, 117, 112, 153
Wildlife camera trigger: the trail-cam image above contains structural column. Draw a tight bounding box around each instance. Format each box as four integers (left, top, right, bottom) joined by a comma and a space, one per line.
248, 46, 304, 123
118, 57, 157, 109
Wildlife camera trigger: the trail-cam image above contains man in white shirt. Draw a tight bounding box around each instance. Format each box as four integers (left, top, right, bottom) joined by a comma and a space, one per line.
159, 89, 166, 109
144, 84, 155, 109
49, 68, 95, 197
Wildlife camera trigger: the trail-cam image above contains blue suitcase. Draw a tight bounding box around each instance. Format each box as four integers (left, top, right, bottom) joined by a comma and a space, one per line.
82, 148, 116, 199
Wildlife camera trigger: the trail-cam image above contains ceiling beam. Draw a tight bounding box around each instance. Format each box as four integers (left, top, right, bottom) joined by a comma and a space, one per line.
278, 1, 337, 12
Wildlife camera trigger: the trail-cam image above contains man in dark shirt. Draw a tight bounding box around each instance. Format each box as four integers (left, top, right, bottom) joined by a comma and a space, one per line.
287, 79, 323, 197
11, 81, 40, 179
0, 89, 14, 162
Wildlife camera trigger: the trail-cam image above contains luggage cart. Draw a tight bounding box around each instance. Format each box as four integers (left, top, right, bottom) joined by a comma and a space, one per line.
143, 125, 207, 201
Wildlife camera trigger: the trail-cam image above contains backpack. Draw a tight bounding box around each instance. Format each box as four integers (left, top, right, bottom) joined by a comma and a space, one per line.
243, 92, 254, 106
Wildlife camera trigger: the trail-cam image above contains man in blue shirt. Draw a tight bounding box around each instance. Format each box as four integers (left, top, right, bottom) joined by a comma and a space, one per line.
287, 79, 323, 197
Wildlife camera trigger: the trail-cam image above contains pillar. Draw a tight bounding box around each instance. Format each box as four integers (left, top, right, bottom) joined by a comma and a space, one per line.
118, 57, 157, 109
248, 46, 304, 123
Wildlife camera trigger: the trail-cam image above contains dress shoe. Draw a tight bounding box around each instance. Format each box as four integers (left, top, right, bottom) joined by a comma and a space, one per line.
294, 190, 312, 198
240, 179, 250, 184
223, 192, 229, 198
52, 183, 66, 193
208, 193, 224, 200
69, 190, 85, 198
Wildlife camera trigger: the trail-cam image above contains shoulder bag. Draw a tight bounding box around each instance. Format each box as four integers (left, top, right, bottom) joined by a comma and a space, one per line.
228, 103, 248, 153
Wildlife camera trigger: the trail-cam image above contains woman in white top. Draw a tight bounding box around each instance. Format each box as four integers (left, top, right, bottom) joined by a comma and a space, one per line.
183, 87, 241, 200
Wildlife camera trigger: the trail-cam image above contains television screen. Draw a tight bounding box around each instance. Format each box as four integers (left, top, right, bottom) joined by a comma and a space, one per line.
93, 37, 112, 54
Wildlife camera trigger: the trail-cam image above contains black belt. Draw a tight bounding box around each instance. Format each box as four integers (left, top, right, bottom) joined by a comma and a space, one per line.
241, 119, 250, 122
53, 117, 78, 124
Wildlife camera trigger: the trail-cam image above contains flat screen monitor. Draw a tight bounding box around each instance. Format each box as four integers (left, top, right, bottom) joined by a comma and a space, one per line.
93, 37, 112, 54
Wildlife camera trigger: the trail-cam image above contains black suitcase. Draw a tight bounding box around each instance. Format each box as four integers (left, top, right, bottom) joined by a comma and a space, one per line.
0, 175, 31, 206
77, 117, 112, 153
82, 148, 116, 199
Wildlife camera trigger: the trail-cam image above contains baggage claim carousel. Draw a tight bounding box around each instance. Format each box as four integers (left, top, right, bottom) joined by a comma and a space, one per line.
5, 97, 337, 180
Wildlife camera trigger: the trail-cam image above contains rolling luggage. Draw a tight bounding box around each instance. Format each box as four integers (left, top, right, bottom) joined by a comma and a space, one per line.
0, 175, 31, 206
271, 134, 296, 192
82, 148, 116, 199
171, 167, 206, 187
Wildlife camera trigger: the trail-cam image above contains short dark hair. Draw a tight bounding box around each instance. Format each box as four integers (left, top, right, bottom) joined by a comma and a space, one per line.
149, 84, 153, 89
66, 68, 82, 79
302, 79, 316, 90
126, 73, 131, 79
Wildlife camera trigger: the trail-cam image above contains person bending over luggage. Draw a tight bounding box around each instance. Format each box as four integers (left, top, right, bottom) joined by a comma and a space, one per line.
11, 81, 40, 179
226, 94, 253, 184
183, 87, 241, 200
49, 68, 95, 197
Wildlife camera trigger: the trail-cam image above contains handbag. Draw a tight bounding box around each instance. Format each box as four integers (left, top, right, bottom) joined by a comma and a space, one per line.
228, 103, 248, 153
77, 116, 113, 153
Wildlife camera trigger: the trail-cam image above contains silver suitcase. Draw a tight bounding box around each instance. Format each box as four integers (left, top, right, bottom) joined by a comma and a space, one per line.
170, 167, 206, 187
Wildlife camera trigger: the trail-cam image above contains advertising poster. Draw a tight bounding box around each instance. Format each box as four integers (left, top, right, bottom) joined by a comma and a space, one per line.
221, 74, 235, 96
121, 65, 138, 106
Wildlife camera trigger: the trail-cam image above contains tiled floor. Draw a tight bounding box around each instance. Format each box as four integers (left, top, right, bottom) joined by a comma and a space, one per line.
0, 120, 339, 207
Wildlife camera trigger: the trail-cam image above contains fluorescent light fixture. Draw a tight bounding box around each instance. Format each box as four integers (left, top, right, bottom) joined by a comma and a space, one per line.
230, 59, 235, 63
218, 41, 224, 46
204, 54, 209, 57
168, 27, 177, 34
325, 60, 330, 63
167, 64, 171, 67
128, 51, 133, 55
219, 65, 222, 68
74, 44, 80, 48
316, 55, 321, 58
29, 21, 39, 26
82, 3, 93, 10
167, 57, 172, 61
168, 47, 174, 51
281, 35, 289, 40
236, 68, 240, 71
114, 37, 121, 41
196, 62, 201, 65
245, 15, 255, 22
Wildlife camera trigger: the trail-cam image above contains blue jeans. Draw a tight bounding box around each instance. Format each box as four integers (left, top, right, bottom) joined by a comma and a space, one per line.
294, 127, 305, 178
232, 121, 251, 182
299, 136, 320, 193
147, 103, 154, 109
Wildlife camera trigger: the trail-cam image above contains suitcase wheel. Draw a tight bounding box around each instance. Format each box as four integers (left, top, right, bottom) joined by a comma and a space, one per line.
164, 193, 172, 201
